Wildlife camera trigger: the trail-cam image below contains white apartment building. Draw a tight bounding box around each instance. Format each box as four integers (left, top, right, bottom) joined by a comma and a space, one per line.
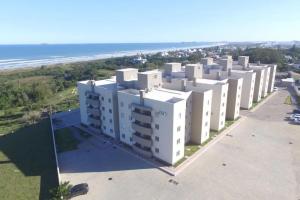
77, 56, 276, 165
268, 64, 277, 93
186, 79, 228, 131
77, 78, 121, 139
230, 70, 256, 109
118, 88, 190, 165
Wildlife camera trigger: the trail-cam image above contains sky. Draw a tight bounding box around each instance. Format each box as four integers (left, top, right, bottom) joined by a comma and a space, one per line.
0, 0, 300, 44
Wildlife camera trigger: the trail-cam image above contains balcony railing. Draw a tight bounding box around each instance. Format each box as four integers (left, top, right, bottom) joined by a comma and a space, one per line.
132, 111, 152, 123
85, 91, 99, 99
88, 116, 101, 126
86, 98, 100, 108
132, 133, 152, 147
132, 103, 152, 113
132, 144, 152, 158
132, 122, 152, 136
87, 107, 101, 117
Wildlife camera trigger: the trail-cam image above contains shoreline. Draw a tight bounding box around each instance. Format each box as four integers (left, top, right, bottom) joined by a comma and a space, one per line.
0, 43, 225, 72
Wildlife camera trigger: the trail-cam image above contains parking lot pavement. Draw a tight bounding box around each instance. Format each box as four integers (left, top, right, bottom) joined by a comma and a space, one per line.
52, 109, 81, 130
59, 89, 300, 200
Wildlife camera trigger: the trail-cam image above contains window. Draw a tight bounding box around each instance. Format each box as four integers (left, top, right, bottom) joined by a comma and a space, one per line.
155, 124, 159, 130
103, 116, 106, 121
177, 126, 181, 132
108, 98, 111, 103
176, 150, 180, 156
205, 122, 208, 127
223, 93, 226, 97
101, 97, 104, 101
221, 121, 224, 126
207, 100, 210, 105
109, 109, 112, 113
109, 119, 112, 123
120, 102, 124, 107
222, 103, 225, 107
103, 126, 106, 130
102, 106, 105, 111
177, 138, 180, 144
155, 136, 159, 142
155, 148, 159, 153
206, 111, 209, 116
178, 113, 181, 119
130, 137, 133, 142
154, 74, 158, 79
122, 134, 125, 139
221, 112, 224, 116
110, 129, 113, 133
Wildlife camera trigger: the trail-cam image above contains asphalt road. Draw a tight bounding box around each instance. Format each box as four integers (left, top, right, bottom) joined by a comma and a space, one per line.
59, 89, 300, 200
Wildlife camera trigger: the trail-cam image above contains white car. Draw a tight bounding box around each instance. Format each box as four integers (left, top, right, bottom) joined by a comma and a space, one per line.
290, 114, 300, 120
294, 118, 300, 124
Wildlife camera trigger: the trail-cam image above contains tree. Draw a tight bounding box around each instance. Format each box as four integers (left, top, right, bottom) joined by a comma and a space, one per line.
50, 181, 72, 200
21, 111, 41, 124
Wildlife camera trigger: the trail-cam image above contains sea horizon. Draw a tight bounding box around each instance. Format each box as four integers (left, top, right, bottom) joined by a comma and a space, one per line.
0, 42, 224, 70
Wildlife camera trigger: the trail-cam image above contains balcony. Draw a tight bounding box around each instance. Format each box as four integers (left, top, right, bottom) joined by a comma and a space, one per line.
86, 98, 100, 108
132, 144, 152, 158
87, 107, 101, 117
132, 103, 152, 112
132, 111, 152, 123
88, 116, 101, 126
85, 91, 99, 99
132, 122, 152, 136
132, 133, 152, 147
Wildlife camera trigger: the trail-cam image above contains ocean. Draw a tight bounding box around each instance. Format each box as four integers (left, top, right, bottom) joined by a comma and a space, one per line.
0, 42, 221, 70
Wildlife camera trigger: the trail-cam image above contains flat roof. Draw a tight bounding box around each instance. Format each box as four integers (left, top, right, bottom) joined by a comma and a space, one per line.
78, 78, 119, 90
116, 68, 138, 72
138, 70, 160, 75
195, 78, 227, 85
119, 87, 190, 103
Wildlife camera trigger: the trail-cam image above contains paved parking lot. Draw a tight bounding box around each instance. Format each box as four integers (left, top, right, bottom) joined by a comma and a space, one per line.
59, 89, 300, 200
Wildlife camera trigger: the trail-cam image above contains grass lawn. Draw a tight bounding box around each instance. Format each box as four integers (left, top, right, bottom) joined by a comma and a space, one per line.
284, 95, 292, 105
55, 128, 79, 153
0, 119, 58, 200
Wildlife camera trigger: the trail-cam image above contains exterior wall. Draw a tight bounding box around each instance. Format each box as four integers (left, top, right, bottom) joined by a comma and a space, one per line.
201, 58, 213, 66
185, 64, 203, 80
162, 78, 186, 91
137, 71, 162, 90
190, 90, 212, 144
253, 69, 265, 102
164, 63, 182, 76
116, 68, 138, 86
94, 86, 119, 139
261, 67, 271, 97
184, 95, 193, 144
186, 81, 228, 131
117, 91, 140, 145
268, 64, 277, 93
219, 59, 233, 71
144, 98, 186, 165
238, 56, 249, 67
231, 71, 256, 109
226, 78, 243, 120
77, 82, 91, 125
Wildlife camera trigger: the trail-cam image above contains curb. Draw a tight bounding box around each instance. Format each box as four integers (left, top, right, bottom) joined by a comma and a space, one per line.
49, 115, 61, 183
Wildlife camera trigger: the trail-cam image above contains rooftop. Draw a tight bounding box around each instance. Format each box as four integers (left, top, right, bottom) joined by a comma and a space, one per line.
119, 87, 190, 103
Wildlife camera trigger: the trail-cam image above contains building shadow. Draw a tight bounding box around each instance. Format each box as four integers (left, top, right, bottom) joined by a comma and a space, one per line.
0, 119, 58, 200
